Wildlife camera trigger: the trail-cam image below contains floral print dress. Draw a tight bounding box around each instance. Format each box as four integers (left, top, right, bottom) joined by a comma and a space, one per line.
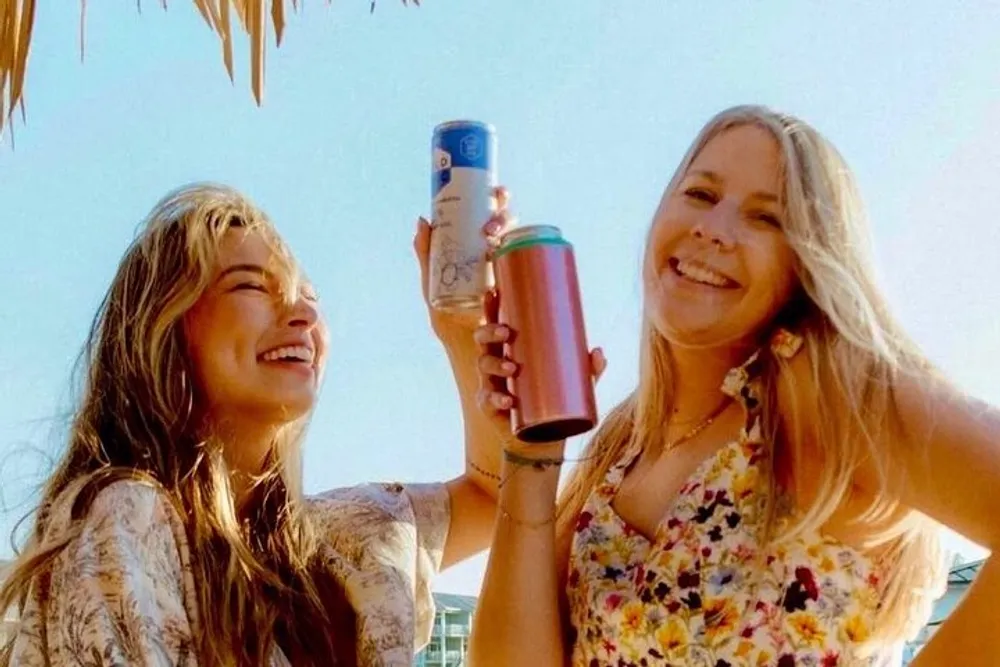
567, 350, 905, 667
6, 477, 450, 667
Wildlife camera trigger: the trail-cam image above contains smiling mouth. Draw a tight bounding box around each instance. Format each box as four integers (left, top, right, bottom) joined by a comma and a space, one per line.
258, 345, 315, 365
668, 258, 741, 289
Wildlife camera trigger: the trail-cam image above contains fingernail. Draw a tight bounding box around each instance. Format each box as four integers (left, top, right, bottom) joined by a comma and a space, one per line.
500, 396, 513, 409
502, 361, 516, 373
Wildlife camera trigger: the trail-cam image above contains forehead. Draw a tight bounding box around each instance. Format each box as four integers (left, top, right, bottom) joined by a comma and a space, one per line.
215, 227, 301, 279
687, 124, 782, 194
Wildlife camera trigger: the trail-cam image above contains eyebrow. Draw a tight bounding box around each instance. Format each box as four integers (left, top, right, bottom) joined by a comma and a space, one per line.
218, 263, 269, 279
687, 169, 779, 204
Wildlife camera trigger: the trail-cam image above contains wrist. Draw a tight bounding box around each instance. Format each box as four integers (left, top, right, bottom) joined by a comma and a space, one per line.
502, 449, 565, 470
503, 439, 567, 458
444, 339, 480, 383
440, 329, 479, 359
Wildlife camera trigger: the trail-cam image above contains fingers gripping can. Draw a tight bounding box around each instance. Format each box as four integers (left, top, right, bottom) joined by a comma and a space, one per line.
493, 225, 598, 443
429, 120, 497, 311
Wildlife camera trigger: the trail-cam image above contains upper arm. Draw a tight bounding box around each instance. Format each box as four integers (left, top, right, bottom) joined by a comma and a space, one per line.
16, 481, 197, 666
442, 474, 495, 569
885, 375, 1000, 549
555, 521, 575, 649
309, 481, 451, 652
776, 346, 1000, 550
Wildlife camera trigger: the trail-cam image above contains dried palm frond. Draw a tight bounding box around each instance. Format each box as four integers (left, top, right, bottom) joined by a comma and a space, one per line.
0, 0, 36, 139
0, 0, 418, 141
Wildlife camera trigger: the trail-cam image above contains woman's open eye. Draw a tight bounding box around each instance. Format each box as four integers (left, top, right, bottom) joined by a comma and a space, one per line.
683, 187, 718, 204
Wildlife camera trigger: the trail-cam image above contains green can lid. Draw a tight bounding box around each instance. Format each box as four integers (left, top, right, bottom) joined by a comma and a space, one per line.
493, 224, 569, 258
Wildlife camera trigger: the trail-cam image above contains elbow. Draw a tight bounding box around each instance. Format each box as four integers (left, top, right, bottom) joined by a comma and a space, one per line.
984, 526, 1000, 553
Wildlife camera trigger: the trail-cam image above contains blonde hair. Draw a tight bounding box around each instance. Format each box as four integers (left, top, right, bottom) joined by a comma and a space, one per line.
0, 184, 356, 666
557, 105, 948, 647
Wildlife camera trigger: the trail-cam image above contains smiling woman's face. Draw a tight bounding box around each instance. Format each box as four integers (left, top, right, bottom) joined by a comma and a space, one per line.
183, 227, 327, 432
643, 123, 799, 350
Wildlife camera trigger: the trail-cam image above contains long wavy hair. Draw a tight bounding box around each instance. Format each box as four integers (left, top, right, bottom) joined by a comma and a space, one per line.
556, 105, 948, 647
0, 183, 357, 666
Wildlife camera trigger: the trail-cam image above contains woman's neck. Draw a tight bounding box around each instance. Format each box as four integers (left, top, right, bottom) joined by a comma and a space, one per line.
668, 343, 752, 424
210, 415, 279, 502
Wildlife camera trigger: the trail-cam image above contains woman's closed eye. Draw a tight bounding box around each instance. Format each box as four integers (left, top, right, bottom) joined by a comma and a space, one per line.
234, 281, 269, 293
751, 211, 783, 227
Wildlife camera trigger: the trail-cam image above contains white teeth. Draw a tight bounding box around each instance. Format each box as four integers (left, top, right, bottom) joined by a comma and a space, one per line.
675, 260, 731, 287
261, 345, 314, 363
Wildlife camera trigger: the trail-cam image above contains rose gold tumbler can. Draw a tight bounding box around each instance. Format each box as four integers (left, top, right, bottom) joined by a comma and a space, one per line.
493, 224, 598, 443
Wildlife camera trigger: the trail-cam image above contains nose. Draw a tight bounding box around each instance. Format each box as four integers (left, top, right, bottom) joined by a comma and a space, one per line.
283, 294, 320, 329
691, 204, 737, 252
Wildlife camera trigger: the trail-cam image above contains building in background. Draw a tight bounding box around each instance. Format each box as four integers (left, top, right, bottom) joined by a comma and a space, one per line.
903, 557, 985, 663
414, 593, 476, 667
0, 559, 985, 662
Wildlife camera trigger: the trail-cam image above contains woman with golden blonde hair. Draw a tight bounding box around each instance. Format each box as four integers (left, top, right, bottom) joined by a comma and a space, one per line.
467, 105, 1000, 666
0, 183, 507, 666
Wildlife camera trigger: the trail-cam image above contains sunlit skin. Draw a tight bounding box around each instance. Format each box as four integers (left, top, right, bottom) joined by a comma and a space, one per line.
184, 228, 325, 474
643, 124, 799, 356
465, 118, 1000, 667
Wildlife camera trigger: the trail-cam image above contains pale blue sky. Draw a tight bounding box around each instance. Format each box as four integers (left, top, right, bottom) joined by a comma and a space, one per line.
1, 1, 997, 595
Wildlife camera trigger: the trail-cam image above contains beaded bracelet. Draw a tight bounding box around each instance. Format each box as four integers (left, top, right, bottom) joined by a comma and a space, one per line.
502, 449, 565, 471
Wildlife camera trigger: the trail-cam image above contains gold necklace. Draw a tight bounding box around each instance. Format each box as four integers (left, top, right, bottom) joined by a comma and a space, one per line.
663, 397, 733, 452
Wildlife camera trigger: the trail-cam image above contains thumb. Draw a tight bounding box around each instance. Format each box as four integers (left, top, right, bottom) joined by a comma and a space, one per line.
483, 287, 500, 326
414, 217, 432, 302
590, 347, 608, 382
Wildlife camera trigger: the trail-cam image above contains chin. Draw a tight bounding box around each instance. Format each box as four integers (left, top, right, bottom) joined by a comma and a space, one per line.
648, 313, 744, 350
260, 393, 317, 424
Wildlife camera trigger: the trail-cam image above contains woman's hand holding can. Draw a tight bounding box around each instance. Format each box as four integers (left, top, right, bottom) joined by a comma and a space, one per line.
475, 205, 608, 443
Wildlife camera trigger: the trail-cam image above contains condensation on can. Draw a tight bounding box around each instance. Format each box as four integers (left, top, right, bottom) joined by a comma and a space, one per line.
429, 120, 497, 312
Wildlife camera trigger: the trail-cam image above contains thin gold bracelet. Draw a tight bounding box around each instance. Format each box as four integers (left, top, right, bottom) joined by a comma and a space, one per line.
499, 508, 556, 529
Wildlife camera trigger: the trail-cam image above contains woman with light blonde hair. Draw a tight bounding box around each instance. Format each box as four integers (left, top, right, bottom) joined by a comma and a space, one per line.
0, 183, 507, 666
467, 105, 1000, 666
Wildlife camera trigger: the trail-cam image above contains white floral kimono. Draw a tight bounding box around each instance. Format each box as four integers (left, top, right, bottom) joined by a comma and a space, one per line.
6, 478, 451, 666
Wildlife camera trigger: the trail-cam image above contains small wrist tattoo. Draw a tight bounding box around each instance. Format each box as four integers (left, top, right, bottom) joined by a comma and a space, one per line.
469, 461, 501, 482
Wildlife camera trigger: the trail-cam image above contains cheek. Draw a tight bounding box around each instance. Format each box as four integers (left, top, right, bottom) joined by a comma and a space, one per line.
647, 200, 691, 255
184, 303, 261, 393
754, 245, 799, 314
183, 306, 213, 375
644, 222, 675, 274
185, 325, 234, 399
314, 321, 331, 369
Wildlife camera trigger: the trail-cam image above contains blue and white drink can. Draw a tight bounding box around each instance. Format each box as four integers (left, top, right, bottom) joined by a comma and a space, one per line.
430, 120, 498, 311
